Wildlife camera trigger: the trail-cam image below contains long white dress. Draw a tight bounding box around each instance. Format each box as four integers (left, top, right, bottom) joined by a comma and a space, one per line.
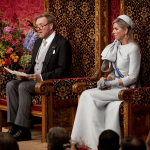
71, 43, 141, 150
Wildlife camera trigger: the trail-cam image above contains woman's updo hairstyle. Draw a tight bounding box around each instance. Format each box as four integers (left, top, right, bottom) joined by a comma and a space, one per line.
113, 18, 134, 43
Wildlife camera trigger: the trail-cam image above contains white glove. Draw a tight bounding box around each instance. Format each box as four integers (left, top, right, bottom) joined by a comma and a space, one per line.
105, 79, 120, 87
97, 78, 120, 90
97, 78, 105, 89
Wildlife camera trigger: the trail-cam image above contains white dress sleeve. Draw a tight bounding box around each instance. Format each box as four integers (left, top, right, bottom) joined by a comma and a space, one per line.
121, 44, 141, 86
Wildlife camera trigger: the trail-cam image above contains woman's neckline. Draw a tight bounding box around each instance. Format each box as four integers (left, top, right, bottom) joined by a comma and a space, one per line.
120, 42, 134, 46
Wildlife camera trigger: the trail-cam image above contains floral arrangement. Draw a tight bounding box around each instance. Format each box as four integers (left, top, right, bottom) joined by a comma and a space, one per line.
0, 10, 38, 72
0, 11, 25, 71
18, 29, 38, 70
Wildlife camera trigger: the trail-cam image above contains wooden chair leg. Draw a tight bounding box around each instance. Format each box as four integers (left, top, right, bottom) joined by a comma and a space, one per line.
41, 89, 54, 143
48, 91, 53, 130
41, 95, 46, 143
0, 110, 2, 132
123, 100, 132, 137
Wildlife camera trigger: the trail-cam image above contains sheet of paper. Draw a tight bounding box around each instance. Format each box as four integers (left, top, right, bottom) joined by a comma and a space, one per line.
4, 67, 27, 77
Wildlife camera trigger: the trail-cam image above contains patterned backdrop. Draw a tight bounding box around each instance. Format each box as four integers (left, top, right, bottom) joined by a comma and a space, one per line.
49, 0, 95, 78
125, 0, 150, 87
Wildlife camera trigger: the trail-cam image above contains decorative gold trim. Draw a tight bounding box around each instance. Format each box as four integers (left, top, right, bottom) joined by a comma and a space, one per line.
44, 0, 50, 13
95, 0, 108, 77
120, 0, 132, 137
120, 0, 125, 15
120, 0, 130, 136
105, 0, 108, 46
95, 0, 101, 73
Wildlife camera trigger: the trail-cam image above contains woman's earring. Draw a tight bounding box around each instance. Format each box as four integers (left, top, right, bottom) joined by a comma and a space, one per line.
125, 34, 127, 40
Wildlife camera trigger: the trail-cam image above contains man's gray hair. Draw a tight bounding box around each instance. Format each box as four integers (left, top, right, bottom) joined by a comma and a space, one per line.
35, 13, 56, 30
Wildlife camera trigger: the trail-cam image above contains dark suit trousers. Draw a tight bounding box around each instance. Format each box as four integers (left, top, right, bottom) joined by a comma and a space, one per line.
6, 80, 37, 128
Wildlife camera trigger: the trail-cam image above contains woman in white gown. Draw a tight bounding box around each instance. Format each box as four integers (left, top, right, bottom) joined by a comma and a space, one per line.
71, 15, 141, 150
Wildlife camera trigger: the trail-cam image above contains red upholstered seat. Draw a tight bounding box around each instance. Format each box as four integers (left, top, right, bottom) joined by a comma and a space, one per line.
0, 99, 7, 105
0, 99, 42, 111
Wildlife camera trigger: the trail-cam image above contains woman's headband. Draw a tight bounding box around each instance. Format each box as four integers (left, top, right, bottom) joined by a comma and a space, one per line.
117, 15, 134, 29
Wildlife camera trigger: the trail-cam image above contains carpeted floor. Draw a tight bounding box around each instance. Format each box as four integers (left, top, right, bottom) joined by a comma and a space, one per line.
2, 124, 47, 150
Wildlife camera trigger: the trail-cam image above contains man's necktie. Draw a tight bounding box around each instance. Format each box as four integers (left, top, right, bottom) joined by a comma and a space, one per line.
37, 40, 47, 60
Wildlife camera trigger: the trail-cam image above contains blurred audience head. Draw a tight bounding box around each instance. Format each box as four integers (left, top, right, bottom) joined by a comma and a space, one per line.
0, 132, 19, 150
47, 127, 70, 150
121, 136, 146, 150
98, 129, 120, 150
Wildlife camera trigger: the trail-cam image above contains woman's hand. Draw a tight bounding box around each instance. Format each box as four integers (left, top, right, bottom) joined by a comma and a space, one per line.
106, 76, 113, 81
97, 78, 105, 89
97, 76, 113, 86
99, 77, 107, 80
97, 77, 106, 86
118, 79, 123, 86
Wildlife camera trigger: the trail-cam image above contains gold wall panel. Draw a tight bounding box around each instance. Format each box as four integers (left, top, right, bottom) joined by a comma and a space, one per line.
125, 0, 150, 87
48, 0, 95, 78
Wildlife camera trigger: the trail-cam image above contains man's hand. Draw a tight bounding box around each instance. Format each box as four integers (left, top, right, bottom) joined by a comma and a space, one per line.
17, 75, 28, 80
26, 74, 42, 81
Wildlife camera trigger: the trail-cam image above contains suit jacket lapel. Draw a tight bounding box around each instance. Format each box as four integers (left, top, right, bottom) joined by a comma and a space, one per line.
42, 34, 58, 73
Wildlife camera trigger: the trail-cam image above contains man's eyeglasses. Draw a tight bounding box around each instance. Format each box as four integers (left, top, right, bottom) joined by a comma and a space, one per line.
35, 23, 50, 31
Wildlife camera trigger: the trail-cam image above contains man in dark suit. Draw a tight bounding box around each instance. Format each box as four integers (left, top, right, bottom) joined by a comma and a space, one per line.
6, 13, 72, 141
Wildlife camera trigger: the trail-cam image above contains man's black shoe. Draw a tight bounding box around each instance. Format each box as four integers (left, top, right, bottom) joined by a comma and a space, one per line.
13, 129, 31, 141
7, 128, 19, 135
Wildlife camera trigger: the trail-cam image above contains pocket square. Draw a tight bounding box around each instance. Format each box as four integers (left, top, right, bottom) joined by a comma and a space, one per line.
53, 50, 55, 54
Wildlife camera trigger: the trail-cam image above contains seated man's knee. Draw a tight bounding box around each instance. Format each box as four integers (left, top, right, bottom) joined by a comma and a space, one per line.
18, 82, 28, 91
18, 82, 34, 93
6, 80, 17, 90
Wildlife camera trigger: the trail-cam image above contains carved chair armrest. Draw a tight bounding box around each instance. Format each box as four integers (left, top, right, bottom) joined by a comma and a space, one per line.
118, 87, 150, 105
72, 80, 98, 94
72, 82, 87, 94
118, 89, 133, 101
35, 80, 54, 94
72, 80, 97, 102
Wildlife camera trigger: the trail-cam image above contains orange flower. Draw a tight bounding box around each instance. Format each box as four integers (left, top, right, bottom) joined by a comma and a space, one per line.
11, 56, 15, 59
16, 56, 19, 59
14, 59, 18, 62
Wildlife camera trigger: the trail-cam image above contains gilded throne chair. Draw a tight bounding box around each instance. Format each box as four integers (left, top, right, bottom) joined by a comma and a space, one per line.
71, 0, 150, 139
